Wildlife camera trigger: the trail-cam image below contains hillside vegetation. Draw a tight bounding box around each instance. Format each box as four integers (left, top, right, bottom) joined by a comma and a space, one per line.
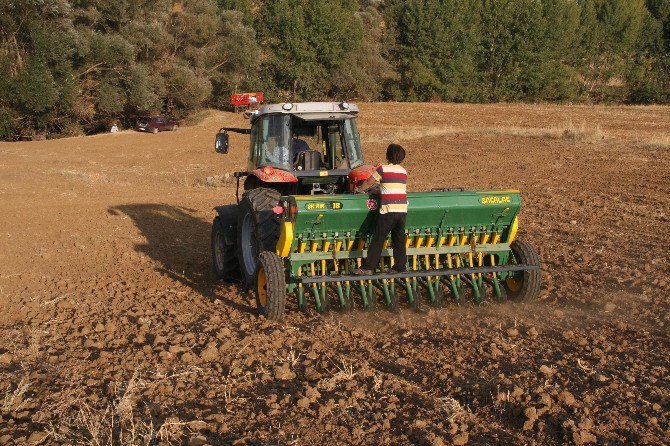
1, 0, 669, 139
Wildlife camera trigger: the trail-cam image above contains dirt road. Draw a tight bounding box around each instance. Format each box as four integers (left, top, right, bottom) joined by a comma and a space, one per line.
0, 103, 668, 445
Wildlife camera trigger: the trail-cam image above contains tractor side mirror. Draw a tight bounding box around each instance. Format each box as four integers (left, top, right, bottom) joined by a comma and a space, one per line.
214, 132, 229, 154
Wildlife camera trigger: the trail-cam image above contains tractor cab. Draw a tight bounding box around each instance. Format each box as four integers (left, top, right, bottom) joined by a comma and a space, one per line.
215, 102, 373, 196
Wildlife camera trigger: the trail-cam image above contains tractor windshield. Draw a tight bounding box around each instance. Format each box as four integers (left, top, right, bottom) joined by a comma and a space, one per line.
253, 115, 364, 171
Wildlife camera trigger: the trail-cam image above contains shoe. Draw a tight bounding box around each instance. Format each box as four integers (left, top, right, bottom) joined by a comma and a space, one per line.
353, 268, 372, 276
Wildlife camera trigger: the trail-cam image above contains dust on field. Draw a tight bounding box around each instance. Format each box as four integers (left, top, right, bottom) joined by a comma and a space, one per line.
0, 103, 668, 445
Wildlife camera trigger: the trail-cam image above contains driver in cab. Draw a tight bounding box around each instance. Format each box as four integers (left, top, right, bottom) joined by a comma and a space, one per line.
292, 135, 315, 170
292, 136, 310, 157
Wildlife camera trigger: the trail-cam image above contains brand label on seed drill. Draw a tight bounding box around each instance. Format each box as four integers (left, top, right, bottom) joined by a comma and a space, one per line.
305, 201, 343, 210
480, 196, 512, 205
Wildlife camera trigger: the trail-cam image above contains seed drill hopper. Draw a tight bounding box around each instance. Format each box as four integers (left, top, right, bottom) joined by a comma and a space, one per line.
211, 102, 541, 319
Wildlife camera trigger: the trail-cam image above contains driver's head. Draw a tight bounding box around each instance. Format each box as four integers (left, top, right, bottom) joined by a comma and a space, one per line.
292, 138, 310, 153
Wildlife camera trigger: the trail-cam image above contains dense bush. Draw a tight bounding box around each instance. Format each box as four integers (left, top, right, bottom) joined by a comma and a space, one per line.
0, 0, 668, 139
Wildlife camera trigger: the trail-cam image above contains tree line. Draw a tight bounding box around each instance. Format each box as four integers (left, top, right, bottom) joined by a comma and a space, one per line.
0, 0, 668, 140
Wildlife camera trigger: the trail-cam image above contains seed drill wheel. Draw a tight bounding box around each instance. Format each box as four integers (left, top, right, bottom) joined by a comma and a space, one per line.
503, 239, 542, 301
255, 251, 286, 320
211, 205, 239, 281
236, 188, 282, 288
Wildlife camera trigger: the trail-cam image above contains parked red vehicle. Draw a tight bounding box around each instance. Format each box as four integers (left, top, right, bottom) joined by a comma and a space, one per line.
135, 116, 179, 133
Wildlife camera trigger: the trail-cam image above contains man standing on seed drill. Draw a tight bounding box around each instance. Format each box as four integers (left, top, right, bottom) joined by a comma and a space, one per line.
353, 143, 408, 275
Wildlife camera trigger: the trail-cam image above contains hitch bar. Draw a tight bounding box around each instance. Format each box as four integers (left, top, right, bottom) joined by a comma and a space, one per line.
299, 264, 539, 284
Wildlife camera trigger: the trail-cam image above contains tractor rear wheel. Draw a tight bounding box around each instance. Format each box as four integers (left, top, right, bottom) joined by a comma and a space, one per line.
236, 188, 282, 288
504, 239, 542, 301
211, 206, 239, 281
255, 251, 286, 320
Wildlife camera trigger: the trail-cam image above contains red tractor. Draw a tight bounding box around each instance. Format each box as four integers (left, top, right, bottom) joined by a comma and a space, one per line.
212, 102, 375, 289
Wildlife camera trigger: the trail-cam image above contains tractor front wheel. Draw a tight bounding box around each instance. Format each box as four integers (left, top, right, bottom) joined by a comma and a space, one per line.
504, 239, 542, 301
256, 251, 286, 320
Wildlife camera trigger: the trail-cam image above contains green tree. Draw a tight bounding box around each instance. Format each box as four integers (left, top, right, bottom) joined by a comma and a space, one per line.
165, 65, 212, 113
74, 31, 134, 127
477, 0, 554, 101
14, 60, 60, 129
329, 6, 397, 100
257, 0, 364, 100
530, 0, 582, 101
629, 0, 670, 102
207, 10, 262, 107
385, 0, 482, 102
577, 0, 650, 100
217, 0, 254, 25
126, 63, 166, 113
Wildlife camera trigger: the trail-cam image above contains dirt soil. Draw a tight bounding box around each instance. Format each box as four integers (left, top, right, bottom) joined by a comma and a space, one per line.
0, 103, 668, 445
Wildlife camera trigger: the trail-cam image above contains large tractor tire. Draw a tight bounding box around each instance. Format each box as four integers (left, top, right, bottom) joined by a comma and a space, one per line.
236, 188, 282, 288
255, 251, 286, 320
504, 239, 542, 301
211, 205, 239, 281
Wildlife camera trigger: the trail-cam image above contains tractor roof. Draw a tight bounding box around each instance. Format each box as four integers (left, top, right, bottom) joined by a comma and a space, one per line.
250, 102, 359, 122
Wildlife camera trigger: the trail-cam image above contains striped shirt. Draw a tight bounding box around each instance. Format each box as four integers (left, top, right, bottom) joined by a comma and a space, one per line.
372, 164, 408, 214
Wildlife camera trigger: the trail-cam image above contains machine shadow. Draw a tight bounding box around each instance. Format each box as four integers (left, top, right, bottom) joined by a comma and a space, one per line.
108, 203, 255, 315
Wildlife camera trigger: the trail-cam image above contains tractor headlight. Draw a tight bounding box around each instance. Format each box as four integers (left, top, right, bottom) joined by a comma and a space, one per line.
282, 103, 293, 111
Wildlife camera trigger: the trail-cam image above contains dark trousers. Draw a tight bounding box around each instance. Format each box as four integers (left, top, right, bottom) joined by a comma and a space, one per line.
364, 212, 407, 271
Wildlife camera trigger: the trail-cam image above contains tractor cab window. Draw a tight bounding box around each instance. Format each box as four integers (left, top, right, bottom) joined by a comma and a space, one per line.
290, 118, 363, 171
255, 115, 291, 170
343, 119, 363, 168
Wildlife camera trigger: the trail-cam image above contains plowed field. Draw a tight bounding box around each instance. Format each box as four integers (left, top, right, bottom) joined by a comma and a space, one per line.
0, 103, 668, 445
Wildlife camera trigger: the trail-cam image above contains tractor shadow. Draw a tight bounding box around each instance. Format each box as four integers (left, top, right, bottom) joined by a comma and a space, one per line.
107, 203, 255, 315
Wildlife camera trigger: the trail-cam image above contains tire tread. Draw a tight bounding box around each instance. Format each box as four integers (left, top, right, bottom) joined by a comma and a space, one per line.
507, 239, 542, 301
237, 188, 282, 288
257, 251, 286, 320
212, 214, 239, 281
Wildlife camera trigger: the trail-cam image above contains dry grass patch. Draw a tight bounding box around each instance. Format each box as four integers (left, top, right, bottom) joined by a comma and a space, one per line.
639, 135, 670, 150
196, 173, 235, 188
316, 359, 358, 392
490, 121, 605, 143
362, 121, 606, 143
35, 368, 207, 446
0, 327, 46, 368
2, 377, 31, 414
437, 396, 465, 422
49, 168, 114, 184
